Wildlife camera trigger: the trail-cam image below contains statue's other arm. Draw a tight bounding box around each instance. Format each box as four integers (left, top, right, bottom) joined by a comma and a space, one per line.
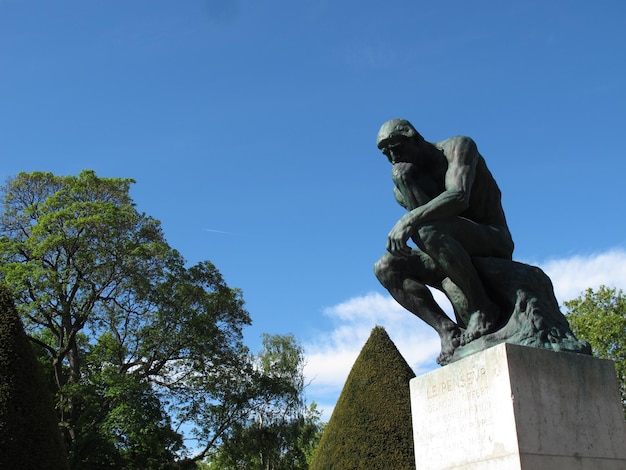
386, 137, 478, 256
393, 186, 409, 209
392, 162, 432, 211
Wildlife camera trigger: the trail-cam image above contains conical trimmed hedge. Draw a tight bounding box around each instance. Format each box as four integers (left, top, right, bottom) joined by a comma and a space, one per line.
0, 284, 69, 470
310, 326, 416, 470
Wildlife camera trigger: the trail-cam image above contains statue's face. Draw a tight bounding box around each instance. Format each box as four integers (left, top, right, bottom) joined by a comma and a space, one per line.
380, 136, 420, 164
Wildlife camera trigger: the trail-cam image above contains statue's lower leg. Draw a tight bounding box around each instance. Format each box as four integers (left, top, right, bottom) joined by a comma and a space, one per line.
436, 323, 461, 365
395, 279, 461, 364
422, 244, 501, 346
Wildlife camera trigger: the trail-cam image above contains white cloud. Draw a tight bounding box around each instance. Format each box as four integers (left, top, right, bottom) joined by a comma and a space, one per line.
535, 249, 626, 305
303, 292, 443, 420
305, 248, 626, 421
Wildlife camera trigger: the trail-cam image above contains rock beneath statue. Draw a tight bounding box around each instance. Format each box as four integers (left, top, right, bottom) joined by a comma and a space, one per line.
449, 258, 591, 363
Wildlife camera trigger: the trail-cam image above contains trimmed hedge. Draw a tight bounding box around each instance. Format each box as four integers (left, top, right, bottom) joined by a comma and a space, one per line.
0, 284, 69, 470
310, 326, 416, 470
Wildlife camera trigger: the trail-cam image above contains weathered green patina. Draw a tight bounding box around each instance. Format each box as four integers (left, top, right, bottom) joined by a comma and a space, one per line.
374, 119, 590, 364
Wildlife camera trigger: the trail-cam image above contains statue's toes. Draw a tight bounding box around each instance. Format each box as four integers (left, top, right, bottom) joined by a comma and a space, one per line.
437, 350, 453, 366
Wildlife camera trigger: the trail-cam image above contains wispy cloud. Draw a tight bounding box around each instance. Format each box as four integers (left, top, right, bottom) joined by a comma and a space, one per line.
537, 249, 626, 305
203, 228, 233, 235
303, 291, 444, 420
305, 248, 626, 420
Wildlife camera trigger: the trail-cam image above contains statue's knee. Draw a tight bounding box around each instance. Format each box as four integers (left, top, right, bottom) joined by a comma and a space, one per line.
373, 257, 387, 283
374, 254, 397, 287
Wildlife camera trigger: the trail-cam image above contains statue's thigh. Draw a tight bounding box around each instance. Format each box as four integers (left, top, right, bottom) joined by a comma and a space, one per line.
417, 218, 506, 257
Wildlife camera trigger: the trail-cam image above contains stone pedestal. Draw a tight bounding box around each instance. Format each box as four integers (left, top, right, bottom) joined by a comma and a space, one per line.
409, 343, 626, 469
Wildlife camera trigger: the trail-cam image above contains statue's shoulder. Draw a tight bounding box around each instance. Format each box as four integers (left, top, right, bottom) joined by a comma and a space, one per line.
433, 135, 476, 149
433, 136, 478, 162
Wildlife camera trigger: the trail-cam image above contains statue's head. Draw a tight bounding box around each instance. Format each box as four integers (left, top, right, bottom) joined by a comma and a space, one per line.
376, 119, 421, 150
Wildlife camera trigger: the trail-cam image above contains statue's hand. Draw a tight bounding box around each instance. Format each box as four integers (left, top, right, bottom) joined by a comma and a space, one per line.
386, 218, 413, 258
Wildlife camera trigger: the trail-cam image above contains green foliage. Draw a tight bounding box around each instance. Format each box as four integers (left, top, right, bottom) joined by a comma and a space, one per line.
65, 368, 183, 469
208, 334, 325, 470
565, 285, 626, 415
0, 171, 253, 466
310, 326, 416, 470
0, 284, 69, 470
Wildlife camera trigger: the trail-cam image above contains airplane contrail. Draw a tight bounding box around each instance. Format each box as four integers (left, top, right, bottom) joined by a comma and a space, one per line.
203, 228, 232, 234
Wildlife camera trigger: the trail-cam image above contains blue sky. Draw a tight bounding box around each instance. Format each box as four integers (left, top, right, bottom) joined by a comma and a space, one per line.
2, 0, 626, 420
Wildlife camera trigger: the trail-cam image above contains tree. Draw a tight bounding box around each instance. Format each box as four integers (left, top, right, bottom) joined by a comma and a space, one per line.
310, 326, 416, 470
208, 334, 325, 470
0, 171, 253, 466
564, 285, 626, 416
0, 284, 69, 470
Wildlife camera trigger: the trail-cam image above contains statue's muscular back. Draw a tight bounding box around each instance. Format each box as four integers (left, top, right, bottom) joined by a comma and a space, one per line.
434, 136, 510, 230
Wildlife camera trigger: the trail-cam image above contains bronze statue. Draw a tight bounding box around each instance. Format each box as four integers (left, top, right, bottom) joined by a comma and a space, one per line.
374, 119, 590, 364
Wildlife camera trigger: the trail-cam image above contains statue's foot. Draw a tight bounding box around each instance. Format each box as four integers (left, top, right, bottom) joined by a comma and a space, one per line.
437, 326, 461, 365
460, 311, 498, 346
